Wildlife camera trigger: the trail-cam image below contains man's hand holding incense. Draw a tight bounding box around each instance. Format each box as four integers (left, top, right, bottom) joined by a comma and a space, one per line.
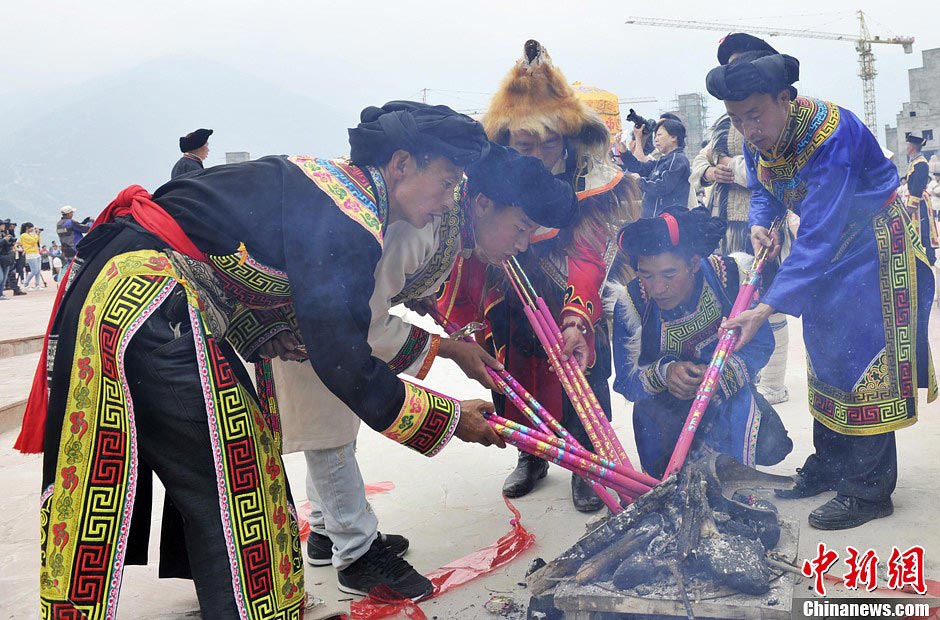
455, 400, 506, 448
666, 361, 707, 401
561, 316, 590, 371
721, 303, 774, 352
439, 339, 503, 391
258, 331, 306, 361
750, 224, 781, 260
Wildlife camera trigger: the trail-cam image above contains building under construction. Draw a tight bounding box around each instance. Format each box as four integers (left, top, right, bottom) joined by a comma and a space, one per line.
663, 92, 708, 154
885, 47, 940, 173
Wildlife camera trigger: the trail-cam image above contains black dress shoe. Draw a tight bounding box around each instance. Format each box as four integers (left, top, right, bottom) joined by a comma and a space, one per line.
808, 495, 893, 530
502, 450, 548, 498
571, 474, 604, 513
774, 467, 838, 499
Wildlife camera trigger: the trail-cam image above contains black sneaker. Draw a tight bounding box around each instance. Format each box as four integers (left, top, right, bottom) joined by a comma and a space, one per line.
337, 538, 433, 601
306, 531, 409, 566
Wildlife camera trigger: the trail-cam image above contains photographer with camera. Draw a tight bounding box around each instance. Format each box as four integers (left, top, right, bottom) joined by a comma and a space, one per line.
0, 220, 16, 299
20, 222, 43, 290
56, 205, 92, 269
619, 116, 691, 218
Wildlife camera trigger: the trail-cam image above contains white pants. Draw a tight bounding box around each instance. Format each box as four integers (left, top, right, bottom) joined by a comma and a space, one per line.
304, 441, 378, 570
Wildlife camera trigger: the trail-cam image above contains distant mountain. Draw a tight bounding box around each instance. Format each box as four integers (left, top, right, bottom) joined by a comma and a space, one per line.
0, 56, 351, 232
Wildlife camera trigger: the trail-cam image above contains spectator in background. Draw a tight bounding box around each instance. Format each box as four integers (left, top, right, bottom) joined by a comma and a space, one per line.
56, 205, 91, 268
620, 118, 691, 217
13, 238, 26, 289
20, 222, 43, 290
52, 254, 63, 282
0, 222, 15, 299
171, 128, 213, 179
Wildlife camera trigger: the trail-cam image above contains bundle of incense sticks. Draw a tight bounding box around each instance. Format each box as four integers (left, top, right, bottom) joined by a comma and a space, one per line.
502, 257, 634, 471
663, 218, 785, 478
422, 304, 644, 512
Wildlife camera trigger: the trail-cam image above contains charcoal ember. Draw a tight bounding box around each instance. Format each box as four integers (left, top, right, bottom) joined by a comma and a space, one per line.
731, 490, 779, 514
715, 514, 761, 542
612, 553, 667, 589
692, 534, 772, 595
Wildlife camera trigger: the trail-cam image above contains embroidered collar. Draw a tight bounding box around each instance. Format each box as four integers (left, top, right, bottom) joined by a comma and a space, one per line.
762, 99, 799, 160
365, 165, 390, 229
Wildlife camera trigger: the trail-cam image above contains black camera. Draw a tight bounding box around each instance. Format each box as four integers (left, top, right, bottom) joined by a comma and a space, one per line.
626, 109, 657, 134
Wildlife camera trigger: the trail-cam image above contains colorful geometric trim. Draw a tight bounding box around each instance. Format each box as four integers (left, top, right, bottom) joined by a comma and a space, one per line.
288, 156, 386, 248
40, 252, 177, 620
387, 325, 431, 375
382, 382, 460, 457
188, 304, 304, 618
808, 202, 929, 435
39, 250, 304, 620
661, 280, 723, 361
754, 97, 840, 209
227, 306, 294, 361
207, 249, 292, 309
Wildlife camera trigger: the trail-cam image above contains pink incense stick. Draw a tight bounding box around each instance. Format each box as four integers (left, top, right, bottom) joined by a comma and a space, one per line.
426, 304, 623, 510
509, 257, 628, 466
487, 412, 657, 489
663, 218, 784, 478
488, 419, 646, 498
505, 259, 631, 469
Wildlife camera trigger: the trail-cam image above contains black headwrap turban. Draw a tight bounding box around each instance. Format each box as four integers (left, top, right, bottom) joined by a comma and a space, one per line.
348, 101, 488, 167
466, 143, 578, 229
717, 32, 779, 65
618, 208, 726, 260
706, 51, 800, 102
179, 128, 213, 153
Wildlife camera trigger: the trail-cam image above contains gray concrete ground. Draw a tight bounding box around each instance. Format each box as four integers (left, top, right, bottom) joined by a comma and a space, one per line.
1, 284, 939, 619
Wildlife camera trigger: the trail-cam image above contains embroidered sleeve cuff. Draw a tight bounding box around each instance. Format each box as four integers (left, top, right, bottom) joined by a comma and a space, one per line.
227, 307, 296, 362
381, 382, 461, 457
907, 196, 922, 208
387, 325, 432, 376
640, 358, 673, 394
717, 354, 751, 401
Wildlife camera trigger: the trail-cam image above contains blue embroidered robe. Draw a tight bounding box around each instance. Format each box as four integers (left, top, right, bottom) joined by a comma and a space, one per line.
746, 97, 937, 436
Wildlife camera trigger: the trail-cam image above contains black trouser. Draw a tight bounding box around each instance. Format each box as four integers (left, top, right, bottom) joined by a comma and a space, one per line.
801, 420, 897, 503
124, 284, 239, 619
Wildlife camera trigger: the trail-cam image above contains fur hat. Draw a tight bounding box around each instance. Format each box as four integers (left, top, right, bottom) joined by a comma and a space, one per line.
483, 40, 610, 161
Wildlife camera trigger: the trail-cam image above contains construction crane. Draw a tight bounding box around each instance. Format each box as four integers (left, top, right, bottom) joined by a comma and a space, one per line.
624, 11, 914, 135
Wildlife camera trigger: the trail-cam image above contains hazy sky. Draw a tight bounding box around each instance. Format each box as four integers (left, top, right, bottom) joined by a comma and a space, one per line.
4, 0, 938, 142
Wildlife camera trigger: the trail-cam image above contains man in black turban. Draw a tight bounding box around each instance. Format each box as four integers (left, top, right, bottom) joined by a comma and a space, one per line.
611, 208, 791, 478
171, 127, 213, 179
26, 100, 501, 618
707, 42, 937, 531
273, 141, 577, 601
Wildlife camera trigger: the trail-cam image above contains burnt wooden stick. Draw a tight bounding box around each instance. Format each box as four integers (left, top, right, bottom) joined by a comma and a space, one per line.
575, 526, 658, 585
527, 477, 678, 594
667, 560, 696, 620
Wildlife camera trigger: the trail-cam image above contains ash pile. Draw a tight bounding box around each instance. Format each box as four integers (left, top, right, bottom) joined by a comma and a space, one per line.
528, 453, 797, 618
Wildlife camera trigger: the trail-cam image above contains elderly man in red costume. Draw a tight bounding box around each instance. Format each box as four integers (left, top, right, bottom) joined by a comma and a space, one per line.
437, 40, 640, 511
